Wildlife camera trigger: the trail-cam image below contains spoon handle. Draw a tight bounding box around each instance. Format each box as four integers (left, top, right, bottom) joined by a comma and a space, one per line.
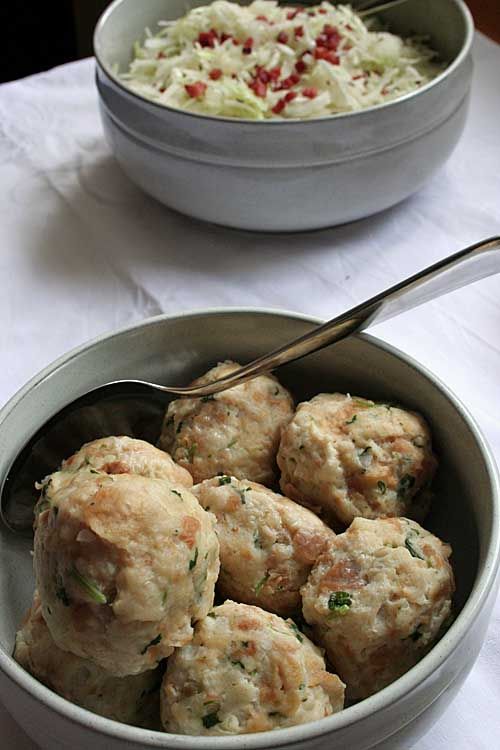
357, 0, 411, 17
167, 236, 500, 398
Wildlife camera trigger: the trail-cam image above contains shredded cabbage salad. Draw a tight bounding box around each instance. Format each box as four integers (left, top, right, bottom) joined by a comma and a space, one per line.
119, 1, 444, 120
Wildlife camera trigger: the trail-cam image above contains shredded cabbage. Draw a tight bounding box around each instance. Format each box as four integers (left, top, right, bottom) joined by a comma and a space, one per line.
119, 1, 444, 120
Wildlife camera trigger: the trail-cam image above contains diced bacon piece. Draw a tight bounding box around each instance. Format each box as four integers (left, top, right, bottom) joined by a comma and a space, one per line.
185, 81, 207, 98
242, 37, 254, 54
272, 98, 286, 114
198, 30, 217, 48
250, 79, 267, 97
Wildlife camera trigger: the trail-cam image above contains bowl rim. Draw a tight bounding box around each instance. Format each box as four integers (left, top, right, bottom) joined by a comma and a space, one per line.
0, 306, 498, 748
93, 0, 474, 127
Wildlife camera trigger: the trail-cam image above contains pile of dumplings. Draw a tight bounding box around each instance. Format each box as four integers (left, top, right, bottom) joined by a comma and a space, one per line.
15, 361, 455, 735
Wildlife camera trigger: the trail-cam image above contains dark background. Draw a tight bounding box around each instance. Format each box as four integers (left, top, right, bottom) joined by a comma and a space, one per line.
1, 1, 498, 84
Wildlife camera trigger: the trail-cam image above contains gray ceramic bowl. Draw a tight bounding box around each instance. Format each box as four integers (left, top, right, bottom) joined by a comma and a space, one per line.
94, 0, 473, 231
0, 309, 499, 750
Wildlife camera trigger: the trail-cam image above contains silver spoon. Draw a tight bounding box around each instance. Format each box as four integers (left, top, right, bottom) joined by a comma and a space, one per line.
357, 0, 411, 17
2, 236, 499, 533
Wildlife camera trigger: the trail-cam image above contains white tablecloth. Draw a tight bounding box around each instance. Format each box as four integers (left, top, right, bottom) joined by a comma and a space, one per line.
1, 31, 499, 749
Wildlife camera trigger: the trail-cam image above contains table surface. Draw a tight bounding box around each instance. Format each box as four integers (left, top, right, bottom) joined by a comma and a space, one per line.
1, 32, 499, 750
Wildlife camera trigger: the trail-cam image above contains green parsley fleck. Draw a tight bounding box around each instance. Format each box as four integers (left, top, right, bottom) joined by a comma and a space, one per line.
176, 420, 184, 434
405, 536, 424, 560
377, 480, 387, 494
187, 443, 197, 463
352, 397, 374, 408
289, 622, 304, 643
70, 567, 107, 604
345, 415, 357, 425
328, 591, 352, 615
140, 634, 162, 655
162, 591, 168, 606
171, 489, 183, 500
201, 395, 215, 403
227, 438, 238, 448
207, 611, 217, 618
397, 474, 416, 498
237, 488, 250, 504
231, 660, 245, 669
254, 572, 269, 595
218, 475, 232, 486
253, 530, 262, 548
39, 478, 52, 499
189, 547, 199, 571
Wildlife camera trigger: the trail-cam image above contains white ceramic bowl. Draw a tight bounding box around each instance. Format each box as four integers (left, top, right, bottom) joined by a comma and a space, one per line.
94, 0, 474, 231
0, 309, 498, 750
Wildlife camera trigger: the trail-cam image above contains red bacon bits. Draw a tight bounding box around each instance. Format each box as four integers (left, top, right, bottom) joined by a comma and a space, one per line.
316, 25, 342, 51
185, 81, 207, 98
256, 67, 270, 83
209, 68, 223, 81
272, 90, 297, 114
156, 51, 166, 59
250, 66, 272, 97
197, 29, 218, 48
269, 66, 282, 81
295, 59, 307, 74
220, 32, 231, 43
294, 26, 304, 38
286, 7, 303, 20
278, 73, 301, 90
314, 47, 340, 65
242, 37, 254, 54
256, 14, 268, 22
250, 79, 267, 97
319, 8, 327, 14
277, 31, 289, 44
302, 87, 318, 99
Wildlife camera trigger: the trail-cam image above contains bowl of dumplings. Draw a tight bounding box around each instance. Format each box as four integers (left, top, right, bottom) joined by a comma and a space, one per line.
0, 308, 498, 750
